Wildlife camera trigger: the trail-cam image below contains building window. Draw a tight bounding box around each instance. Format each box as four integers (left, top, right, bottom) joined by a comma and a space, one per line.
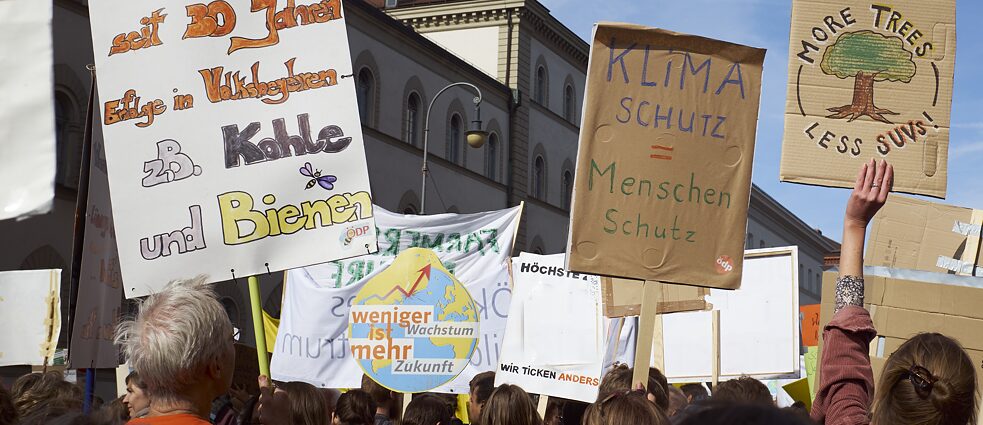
563, 84, 576, 122
447, 114, 462, 164
533, 155, 546, 199
799, 264, 804, 289
535, 65, 548, 105
807, 268, 813, 292
759, 240, 765, 249
746, 233, 753, 249
561, 170, 573, 209
54, 91, 77, 189
816, 273, 821, 291
356, 68, 374, 126
405, 92, 421, 145
485, 133, 498, 180
402, 204, 417, 215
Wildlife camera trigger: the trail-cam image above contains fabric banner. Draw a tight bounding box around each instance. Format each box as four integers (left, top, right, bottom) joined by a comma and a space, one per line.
271, 206, 521, 393
0, 270, 62, 367
88, 1, 376, 298
495, 253, 604, 403
0, 0, 55, 220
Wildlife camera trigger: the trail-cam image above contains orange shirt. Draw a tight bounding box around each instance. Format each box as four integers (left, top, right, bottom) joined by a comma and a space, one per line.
127, 414, 212, 425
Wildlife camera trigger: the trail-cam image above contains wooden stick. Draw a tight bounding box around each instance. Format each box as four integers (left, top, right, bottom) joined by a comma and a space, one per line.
711, 310, 721, 388
537, 395, 549, 419
632, 282, 661, 388
402, 392, 412, 416
651, 314, 665, 371
247, 275, 270, 377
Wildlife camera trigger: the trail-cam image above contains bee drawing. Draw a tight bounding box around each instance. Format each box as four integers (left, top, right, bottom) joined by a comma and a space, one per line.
299, 162, 338, 190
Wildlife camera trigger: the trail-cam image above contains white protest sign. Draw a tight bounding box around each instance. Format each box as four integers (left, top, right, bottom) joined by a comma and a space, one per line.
660, 247, 801, 382
0, 270, 61, 366
70, 101, 123, 369
0, 0, 54, 220
495, 253, 604, 403
88, 1, 376, 298
271, 206, 521, 393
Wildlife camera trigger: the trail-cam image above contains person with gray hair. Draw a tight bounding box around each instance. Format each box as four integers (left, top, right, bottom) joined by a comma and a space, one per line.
115, 276, 235, 424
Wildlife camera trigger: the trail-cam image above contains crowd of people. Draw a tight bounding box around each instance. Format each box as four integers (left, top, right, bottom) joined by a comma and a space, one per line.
0, 161, 978, 424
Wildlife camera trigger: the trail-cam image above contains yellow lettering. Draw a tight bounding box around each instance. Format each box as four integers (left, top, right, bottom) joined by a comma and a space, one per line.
217, 191, 270, 244
278, 205, 304, 234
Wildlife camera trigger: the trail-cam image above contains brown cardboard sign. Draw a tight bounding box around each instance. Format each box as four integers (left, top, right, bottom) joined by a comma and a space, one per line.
567, 23, 765, 290
780, 0, 956, 198
866, 195, 983, 276
601, 277, 710, 318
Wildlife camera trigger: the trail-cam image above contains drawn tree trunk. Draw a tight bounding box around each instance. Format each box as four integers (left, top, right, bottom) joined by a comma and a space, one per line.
826, 71, 897, 123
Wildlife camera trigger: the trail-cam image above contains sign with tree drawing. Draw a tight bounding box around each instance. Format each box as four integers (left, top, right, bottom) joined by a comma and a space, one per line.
780, 1, 955, 198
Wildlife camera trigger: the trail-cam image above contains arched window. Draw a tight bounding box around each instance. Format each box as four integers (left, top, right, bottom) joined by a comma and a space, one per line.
561, 170, 573, 209
799, 264, 804, 289
533, 155, 546, 199
405, 92, 421, 145
563, 84, 576, 122
485, 133, 498, 180
807, 268, 813, 291
535, 65, 548, 105
402, 204, 418, 215
356, 68, 374, 125
54, 91, 74, 188
447, 114, 462, 163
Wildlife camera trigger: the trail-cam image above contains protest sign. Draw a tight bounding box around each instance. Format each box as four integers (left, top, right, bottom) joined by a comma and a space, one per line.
0, 270, 61, 366
601, 277, 710, 318
567, 23, 765, 290
0, 0, 54, 220
349, 248, 479, 393
800, 304, 820, 347
780, 0, 956, 198
271, 205, 521, 393
69, 92, 124, 369
866, 195, 983, 276
87, 1, 377, 298
495, 253, 604, 402
660, 247, 800, 382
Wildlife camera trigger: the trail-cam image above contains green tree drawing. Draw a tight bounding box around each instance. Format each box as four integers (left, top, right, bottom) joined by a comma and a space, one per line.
820, 30, 916, 124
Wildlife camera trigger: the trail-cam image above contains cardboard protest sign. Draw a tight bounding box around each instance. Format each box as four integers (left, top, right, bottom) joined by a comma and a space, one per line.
496, 253, 604, 402
866, 195, 983, 276
0, 0, 55, 220
601, 277, 710, 318
349, 248, 479, 393
88, 1, 377, 298
567, 23, 765, 289
271, 206, 521, 393
800, 304, 821, 347
780, 0, 956, 198
660, 248, 800, 382
0, 270, 61, 366
69, 99, 124, 369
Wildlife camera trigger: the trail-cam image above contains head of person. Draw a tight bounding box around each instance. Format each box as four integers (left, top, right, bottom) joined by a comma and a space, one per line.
872, 333, 979, 425
584, 390, 668, 425
0, 384, 18, 425
711, 376, 772, 405
403, 393, 453, 425
680, 384, 709, 403
667, 385, 688, 417
596, 364, 670, 411
115, 276, 235, 414
673, 402, 813, 425
278, 381, 331, 425
333, 389, 376, 425
544, 398, 564, 425
122, 371, 149, 418
478, 384, 542, 425
360, 375, 396, 416
87, 396, 129, 425
11, 371, 82, 418
468, 372, 495, 423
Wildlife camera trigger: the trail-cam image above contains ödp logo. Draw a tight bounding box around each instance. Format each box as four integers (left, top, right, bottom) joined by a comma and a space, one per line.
341, 225, 370, 246
715, 255, 734, 274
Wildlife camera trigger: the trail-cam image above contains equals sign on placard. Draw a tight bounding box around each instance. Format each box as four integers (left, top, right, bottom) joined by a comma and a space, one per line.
650, 145, 674, 160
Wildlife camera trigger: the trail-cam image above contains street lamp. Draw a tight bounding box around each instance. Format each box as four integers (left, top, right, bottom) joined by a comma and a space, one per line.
420, 82, 488, 214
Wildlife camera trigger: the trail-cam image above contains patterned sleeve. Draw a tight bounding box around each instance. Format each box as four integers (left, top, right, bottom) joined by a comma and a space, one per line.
834, 275, 864, 313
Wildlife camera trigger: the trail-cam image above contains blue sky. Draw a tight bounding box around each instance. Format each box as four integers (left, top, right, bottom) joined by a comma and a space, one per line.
541, 0, 981, 242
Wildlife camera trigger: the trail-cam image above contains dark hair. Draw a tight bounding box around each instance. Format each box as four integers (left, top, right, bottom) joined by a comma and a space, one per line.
0, 385, 18, 425
596, 364, 669, 411
334, 389, 377, 425
680, 384, 709, 403
674, 402, 813, 425
712, 377, 772, 405
478, 385, 542, 425
404, 393, 453, 425
87, 397, 129, 425
667, 385, 688, 417
469, 371, 496, 405
872, 333, 979, 425
11, 372, 82, 418
124, 372, 147, 390
277, 381, 331, 425
361, 375, 395, 408
584, 390, 668, 425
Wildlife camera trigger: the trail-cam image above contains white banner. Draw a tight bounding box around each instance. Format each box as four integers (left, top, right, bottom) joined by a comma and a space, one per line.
495, 253, 604, 402
0, 0, 54, 220
0, 270, 61, 367
271, 206, 522, 393
88, 1, 376, 298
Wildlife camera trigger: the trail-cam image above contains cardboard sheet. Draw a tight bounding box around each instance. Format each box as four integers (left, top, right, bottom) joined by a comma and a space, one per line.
567, 23, 765, 289
781, 0, 956, 198
866, 195, 982, 276
0, 270, 62, 366
601, 277, 709, 318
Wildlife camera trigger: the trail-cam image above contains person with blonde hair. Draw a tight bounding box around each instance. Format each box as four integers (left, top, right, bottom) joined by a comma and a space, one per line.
115, 276, 236, 424
812, 159, 979, 425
